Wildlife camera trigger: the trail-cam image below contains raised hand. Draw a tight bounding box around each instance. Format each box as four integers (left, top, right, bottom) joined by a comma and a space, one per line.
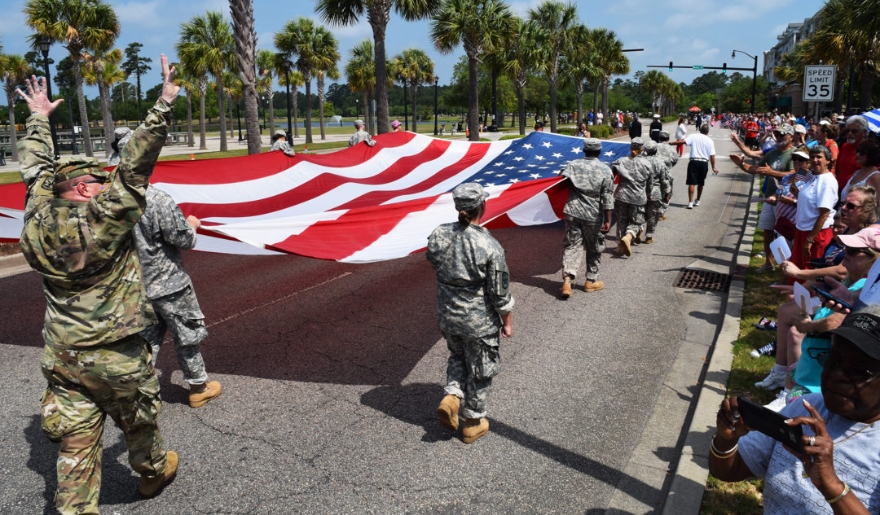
16, 75, 64, 117
159, 54, 180, 104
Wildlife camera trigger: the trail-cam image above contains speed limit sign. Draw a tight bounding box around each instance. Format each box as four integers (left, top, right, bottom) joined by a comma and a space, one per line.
803, 65, 835, 101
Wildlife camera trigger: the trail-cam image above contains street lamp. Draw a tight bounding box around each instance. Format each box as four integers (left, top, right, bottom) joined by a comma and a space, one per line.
732, 49, 758, 112
433, 76, 439, 136
37, 36, 60, 159
355, 98, 359, 119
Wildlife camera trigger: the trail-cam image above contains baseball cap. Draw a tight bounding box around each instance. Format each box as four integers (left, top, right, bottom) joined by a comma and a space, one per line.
795, 124, 807, 134
55, 157, 108, 182
776, 123, 795, 136
653, 113, 660, 118
837, 226, 880, 250
392, 120, 401, 128
452, 183, 489, 211
829, 305, 880, 360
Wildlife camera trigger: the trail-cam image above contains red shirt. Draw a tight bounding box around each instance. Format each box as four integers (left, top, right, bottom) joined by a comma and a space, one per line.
836, 142, 858, 193
745, 121, 759, 139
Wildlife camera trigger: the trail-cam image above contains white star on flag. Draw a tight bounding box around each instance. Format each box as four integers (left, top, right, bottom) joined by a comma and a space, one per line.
522, 144, 533, 149
552, 153, 562, 158
542, 141, 552, 148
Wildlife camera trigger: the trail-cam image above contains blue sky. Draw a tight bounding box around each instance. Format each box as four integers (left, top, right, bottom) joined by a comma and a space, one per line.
1, 0, 827, 95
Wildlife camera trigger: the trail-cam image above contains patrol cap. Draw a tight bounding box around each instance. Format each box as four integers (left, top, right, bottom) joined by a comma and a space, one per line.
630, 137, 644, 149
659, 130, 670, 139
644, 140, 657, 152
274, 129, 287, 138
114, 126, 132, 149
583, 138, 602, 152
534, 121, 545, 130
354, 119, 365, 127
776, 123, 795, 136
452, 182, 489, 211
55, 157, 108, 182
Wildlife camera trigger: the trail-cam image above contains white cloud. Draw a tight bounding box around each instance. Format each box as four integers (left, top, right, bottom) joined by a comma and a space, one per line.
115, 1, 164, 30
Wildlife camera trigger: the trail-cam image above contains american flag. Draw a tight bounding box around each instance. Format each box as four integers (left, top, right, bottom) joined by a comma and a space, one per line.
0, 131, 629, 263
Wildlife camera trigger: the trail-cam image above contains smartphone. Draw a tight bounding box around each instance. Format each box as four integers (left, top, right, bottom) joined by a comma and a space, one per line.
811, 286, 854, 311
737, 397, 803, 451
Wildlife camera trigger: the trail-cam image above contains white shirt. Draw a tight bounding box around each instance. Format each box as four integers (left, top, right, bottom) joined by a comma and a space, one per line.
795, 173, 837, 231
675, 123, 687, 140
684, 133, 715, 160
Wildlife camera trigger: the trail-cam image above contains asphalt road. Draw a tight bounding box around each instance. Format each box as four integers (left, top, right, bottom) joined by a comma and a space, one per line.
0, 125, 755, 514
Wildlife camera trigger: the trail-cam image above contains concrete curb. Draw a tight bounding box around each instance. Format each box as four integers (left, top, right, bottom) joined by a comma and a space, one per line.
0, 252, 29, 280
661, 175, 759, 515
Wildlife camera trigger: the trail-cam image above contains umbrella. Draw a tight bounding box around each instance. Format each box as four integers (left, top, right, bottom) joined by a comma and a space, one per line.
865, 107, 880, 133
688, 106, 702, 113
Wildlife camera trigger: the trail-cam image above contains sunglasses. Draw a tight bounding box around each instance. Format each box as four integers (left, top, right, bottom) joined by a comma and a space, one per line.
811, 348, 880, 386
792, 156, 808, 162
841, 201, 863, 210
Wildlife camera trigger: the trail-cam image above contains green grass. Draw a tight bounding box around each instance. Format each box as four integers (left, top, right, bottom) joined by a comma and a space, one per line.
699, 226, 785, 514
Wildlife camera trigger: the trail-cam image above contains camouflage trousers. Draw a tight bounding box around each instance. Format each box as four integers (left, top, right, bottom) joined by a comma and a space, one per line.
39, 335, 168, 515
141, 285, 209, 385
661, 176, 674, 214
615, 200, 645, 240
442, 331, 501, 419
562, 215, 605, 282
645, 200, 664, 237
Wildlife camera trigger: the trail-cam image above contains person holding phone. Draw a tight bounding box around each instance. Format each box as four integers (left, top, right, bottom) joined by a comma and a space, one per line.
710, 305, 880, 513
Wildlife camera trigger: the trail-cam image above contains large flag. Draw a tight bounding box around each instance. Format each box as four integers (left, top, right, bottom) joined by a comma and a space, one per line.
0, 132, 629, 263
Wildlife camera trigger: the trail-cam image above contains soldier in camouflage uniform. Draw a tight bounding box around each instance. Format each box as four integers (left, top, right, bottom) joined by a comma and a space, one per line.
270, 129, 295, 157
133, 185, 222, 408
657, 130, 678, 218
427, 183, 514, 444
16, 56, 180, 514
611, 137, 654, 257
640, 140, 672, 244
348, 120, 376, 147
559, 138, 614, 298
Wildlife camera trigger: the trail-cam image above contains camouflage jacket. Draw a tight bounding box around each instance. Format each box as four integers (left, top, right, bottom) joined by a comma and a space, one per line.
18, 99, 172, 349
641, 155, 673, 201
657, 143, 679, 169
348, 130, 376, 147
611, 155, 654, 205
133, 186, 196, 300
270, 139, 295, 157
561, 157, 614, 222
427, 222, 515, 338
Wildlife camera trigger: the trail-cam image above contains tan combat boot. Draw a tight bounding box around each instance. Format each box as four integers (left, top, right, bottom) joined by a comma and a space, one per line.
189, 381, 222, 408
461, 417, 489, 443
139, 451, 179, 498
584, 280, 604, 292
634, 229, 643, 244
620, 233, 633, 256
560, 277, 573, 299
644, 236, 654, 244
437, 394, 461, 431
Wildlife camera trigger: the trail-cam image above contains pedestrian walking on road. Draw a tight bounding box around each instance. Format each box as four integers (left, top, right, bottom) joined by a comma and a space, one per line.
559, 138, 614, 298
668, 124, 718, 209
16, 54, 180, 514
427, 183, 514, 444
640, 140, 672, 244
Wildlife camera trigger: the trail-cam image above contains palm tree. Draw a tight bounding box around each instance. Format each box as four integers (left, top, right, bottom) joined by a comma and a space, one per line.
502, 19, 538, 135
640, 69, 667, 115
313, 34, 341, 141
0, 54, 32, 162
219, 71, 241, 140
230, 0, 261, 154
275, 18, 339, 145
431, 0, 516, 141
316, 0, 442, 135
591, 27, 629, 119
257, 49, 277, 137
391, 48, 435, 134
24, 0, 120, 157
177, 11, 234, 152
562, 23, 595, 127
274, 53, 305, 139
528, 0, 577, 133
317, 67, 340, 140
82, 47, 125, 156
346, 39, 377, 135
172, 62, 198, 147
811, 0, 880, 110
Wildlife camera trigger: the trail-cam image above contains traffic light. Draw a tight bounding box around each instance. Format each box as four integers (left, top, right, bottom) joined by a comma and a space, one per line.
669, 61, 673, 72
722, 63, 727, 74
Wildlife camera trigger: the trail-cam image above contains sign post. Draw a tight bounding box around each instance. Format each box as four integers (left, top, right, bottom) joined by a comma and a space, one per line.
803, 65, 836, 102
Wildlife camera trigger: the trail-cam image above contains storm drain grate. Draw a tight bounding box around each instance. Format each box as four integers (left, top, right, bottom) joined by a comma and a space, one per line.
673, 269, 731, 292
